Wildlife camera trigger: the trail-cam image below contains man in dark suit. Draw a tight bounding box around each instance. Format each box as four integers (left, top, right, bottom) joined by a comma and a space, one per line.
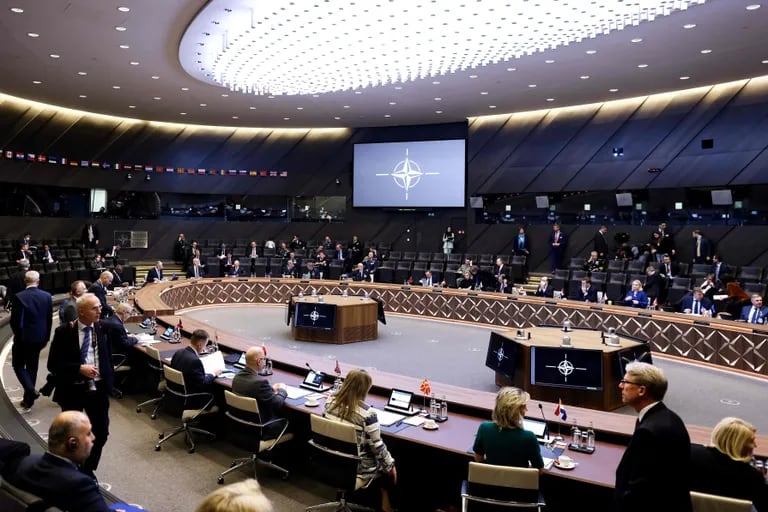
4, 259, 30, 311
593, 225, 610, 259
187, 257, 206, 279
615, 362, 692, 512
740, 294, 768, 324
10, 270, 53, 410
656, 222, 676, 259
643, 264, 664, 306
88, 271, 114, 318
82, 222, 99, 249
16, 243, 35, 264
576, 278, 598, 302
110, 263, 130, 289
102, 303, 139, 354
10, 411, 110, 512
232, 346, 288, 439
512, 226, 530, 257
39, 244, 57, 264
680, 287, 715, 316
47, 293, 114, 477
691, 229, 711, 264
351, 262, 368, 281
145, 260, 164, 283
549, 223, 566, 271
710, 254, 730, 286
170, 329, 221, 406
174, 233, 189, 265
228, 259, 246, 277
534, 276, 554, 297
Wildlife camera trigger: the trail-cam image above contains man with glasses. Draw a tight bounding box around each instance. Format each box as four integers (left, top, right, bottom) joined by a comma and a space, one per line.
47, 293, 114, 479
615, 362, 692, 512
231, 346, 288, 440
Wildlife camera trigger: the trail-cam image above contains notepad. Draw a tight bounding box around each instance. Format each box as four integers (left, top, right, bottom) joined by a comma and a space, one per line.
200, 350, 225, 376
370, 407, 405, 427
285, 385, 313, 400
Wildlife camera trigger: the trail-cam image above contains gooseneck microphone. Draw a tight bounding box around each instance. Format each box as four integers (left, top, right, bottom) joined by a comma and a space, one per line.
539, 403, 558, 442
306, 362, 318, 374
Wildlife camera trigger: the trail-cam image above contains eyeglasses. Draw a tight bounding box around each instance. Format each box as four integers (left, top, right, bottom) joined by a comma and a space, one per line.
619, 379, 644, 387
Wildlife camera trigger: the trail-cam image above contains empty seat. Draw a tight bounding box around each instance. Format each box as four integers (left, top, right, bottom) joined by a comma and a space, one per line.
607, 260, 625, 273
478, 254, 494, 265
431, 252, 445, 263
401, 251, 416, 261
690, 264, 711, 278
394, 261, 413, 284
569, 257, 585, 270
416, 252, 432, 262
738, 266, 763, 283
743, 282, 766, 298
626, 260, 644, 273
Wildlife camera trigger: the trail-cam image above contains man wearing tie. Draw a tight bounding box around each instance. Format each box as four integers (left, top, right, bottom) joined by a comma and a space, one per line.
691, 230, 711, 264
110, 264, 130, 289
40, 244, 57, 265
420, 270, 435, 287
87, 271, 114, 319
681, 288, 715, 316
248, 241, 260, 276
145, 261, 164, 283
351, 262, 368, 281
186, 257, 205, 279
710, 254, 730, 286
549, 224, 566, 272
593, 225, 610, 259
47, 293, 114, 478
740, 294, 768, 324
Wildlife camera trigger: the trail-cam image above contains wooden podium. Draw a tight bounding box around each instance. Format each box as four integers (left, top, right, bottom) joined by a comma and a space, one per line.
491, 327, 648, 411
290, 294, 378, 344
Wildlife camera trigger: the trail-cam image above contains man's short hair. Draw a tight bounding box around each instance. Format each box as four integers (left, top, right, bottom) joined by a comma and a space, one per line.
24, 270, 40, 285
625, 361, 668, 401
114, 303, 133, 316
18, 259, 30, 269
48, 412, 82, 451
190, 329, 209, 345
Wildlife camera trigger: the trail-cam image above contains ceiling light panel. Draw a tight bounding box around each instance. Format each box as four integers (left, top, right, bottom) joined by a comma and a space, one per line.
180, 0, 707, 96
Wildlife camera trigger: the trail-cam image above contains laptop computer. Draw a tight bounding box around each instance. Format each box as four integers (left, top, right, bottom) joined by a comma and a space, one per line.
299, 369, 331, 392
383, 388, 420, 416
522, 418, 550, 443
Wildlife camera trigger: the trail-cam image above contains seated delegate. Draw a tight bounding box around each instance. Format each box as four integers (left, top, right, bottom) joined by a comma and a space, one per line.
472, 387, 544, 471
690, 417, 767, 511
623, 280, 648, 309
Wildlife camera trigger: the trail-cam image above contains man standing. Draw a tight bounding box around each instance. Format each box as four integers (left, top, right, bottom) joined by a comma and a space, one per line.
88, 271, 114, 318
549, 224, 566, 272
47, 293, 114, 477
656, 222, 676, 259
10, 270, 52, 411
691, 230, 711, 264
232, 346, 288, 439
593, 225, 610, 259
10, 411, 110, 512
615, 362, 692, 512
5, 259, 30, 310
82, 222, 100, 249
174, 233, 189, 266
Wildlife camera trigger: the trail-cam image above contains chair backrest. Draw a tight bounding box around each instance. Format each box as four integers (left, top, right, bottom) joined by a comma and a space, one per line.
0, 476, 59, 512
224, 390, 267, 452
464, 462, 542, 508
145, 345, 165, 372
308, 415, 361, 492
690, 491, 752, 512
163, 365, 185, 388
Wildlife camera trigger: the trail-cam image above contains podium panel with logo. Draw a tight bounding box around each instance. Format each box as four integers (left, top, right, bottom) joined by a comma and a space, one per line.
488, 327, 649, 411
290, 295, 378, 344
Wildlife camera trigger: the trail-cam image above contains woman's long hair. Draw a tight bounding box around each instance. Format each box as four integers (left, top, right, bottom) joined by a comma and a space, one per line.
328, 368, 372, 422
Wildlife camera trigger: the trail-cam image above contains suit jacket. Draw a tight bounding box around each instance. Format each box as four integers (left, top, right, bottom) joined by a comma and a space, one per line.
535, 286, 554, 298
81, 223, 100, 244
644, 272, 663, 300
10, 286, 53, 345
659, 261, 680, 279
615, 402, 693, 512
5, 269, 27, 307
740, 305, 768, 323
577, 286, 598, 303
186, 265, 206, 278
170, 346, 214, 395
109, 269, 127, 289
680, 296, 714, 314
87, 282, 113, 317
48, 321, 114, 404
228, 266, 246, 277
0, 439, 31, 479
512, 233, 530, 255
232, 367, 288, 439
145, 267, 163, 283
351, 268, 369, 281
549, 230, 566, 255
593, 230, 610, 257
623, 290, 648, 308
10, 452, 110, 512
689, 444, 768, 512
711, 262, 731, 282
692, 237, 711, 263
101, 315, 138, 354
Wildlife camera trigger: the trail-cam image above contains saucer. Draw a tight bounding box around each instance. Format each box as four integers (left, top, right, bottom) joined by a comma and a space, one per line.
422, 423, 439, 431
554, 459, 576, 470
305, 401, 320, 408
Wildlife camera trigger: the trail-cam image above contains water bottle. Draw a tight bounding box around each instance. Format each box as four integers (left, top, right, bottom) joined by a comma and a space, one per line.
440, 395, 448, 420
342, 288, 348, 298
571, 421, 581, 446
298, 290, 304, 300
587, 421, 595, 450
429, 393, 438, 418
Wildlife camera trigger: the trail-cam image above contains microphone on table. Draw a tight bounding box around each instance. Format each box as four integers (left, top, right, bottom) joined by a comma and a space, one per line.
306, 362, 319, 374
539, 403, 561, 443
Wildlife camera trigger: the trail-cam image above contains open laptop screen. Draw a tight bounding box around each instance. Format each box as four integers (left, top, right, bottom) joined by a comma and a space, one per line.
387, 389, 413, 411
303, 370, 325, 388
522, 418, 548, 440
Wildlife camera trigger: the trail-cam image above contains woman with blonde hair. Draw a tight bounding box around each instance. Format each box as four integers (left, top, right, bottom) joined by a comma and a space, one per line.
690, 417, 767, 511
324, 368, 397, 512
472, 387, 543, 470
195, 479, 273, 512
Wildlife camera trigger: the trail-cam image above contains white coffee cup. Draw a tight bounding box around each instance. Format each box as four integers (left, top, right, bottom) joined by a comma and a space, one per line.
424, 419, 437, 429
305, 399, 319, 407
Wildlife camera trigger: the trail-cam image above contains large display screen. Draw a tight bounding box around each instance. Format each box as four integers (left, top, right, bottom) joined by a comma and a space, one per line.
485, 332, 519, 377
293, 302, 336, 330
530, 346, 603, 390
353, 139, 466, 207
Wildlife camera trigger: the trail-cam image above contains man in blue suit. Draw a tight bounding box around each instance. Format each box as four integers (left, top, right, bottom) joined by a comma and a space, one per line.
10, 270, 52, 411
680, 287, 715, 316
549, 223, 566, 271
145, 260, 164, 283
10, 410, 110, 512
87, 271, 114, 319
47, 293, 114, 477
171, 328, 221, 408
740, 294, 768, 324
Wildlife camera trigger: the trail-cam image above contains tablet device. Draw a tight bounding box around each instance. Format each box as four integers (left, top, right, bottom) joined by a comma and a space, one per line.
159, 326, 175, 340
139, 317, 152, 329
383, 388, 419, 416
522, 417, 549, 443
299, 369, 331, 392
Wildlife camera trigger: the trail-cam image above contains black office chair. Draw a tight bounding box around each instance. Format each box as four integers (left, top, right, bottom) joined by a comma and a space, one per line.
0, 477, 61, 512
135, 345, 166, 419
154, 366, 218, 454
217, 390, 293, 484
306, 415, 375, 512
111, 353, 131, 399
461, 461, 545, 511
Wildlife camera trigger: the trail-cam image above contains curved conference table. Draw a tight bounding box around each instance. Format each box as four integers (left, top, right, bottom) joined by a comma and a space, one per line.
133, 277, 768, 510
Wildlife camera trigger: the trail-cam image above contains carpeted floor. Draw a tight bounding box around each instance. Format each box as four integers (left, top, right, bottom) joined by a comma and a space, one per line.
2, 306, 767, 512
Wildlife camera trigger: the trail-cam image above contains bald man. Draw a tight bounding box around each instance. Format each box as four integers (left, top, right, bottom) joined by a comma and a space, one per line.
87, 271, 114, 318
231, 347, 288, 439
11, 411, 110, 511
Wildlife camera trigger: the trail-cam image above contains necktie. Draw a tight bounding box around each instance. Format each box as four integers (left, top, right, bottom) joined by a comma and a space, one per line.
81, 326, 92, 363
696, 239, 701, 257
693, 300, 699, 315
751, 308, 758, 324
195, 267, 199, 278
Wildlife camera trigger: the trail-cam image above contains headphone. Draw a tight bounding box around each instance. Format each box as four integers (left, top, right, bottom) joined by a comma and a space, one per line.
67, 437, 78, 451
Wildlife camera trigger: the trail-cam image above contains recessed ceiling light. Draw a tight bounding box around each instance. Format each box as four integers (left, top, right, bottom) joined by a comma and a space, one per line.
296, 107, 303, 110
343, 105, 350, 109
480, 91, 489, 95
232, 116, 239, 119
32, 80, 42, 84
488, 105, 497, 109
432, 81, 440, 85
354, 91, 362, 95
585, 50, 597, 55
434, 97, 442, 101
128, 105, 136, 109
609, 88, 619, 92
181, 87, 189, 91
435, 110, 443, 114
180, 112, 187, 116
746, 4, 761, 10
199, 103, 207, 107
221, 93, 229, 97
683, 23, 696, 29
49, 54, 60, 59
507, 67, 517, 72
283, 117, 290, 120
388, 101, 396, 105
580, 75, 590, 80
249, 106, 256, 110
151, 75, 160, 80
153, 96, 161, 100
119, 44, 130, 49
394, 86, 403, 90
333, 116, 341, 120
637, 63, 649, 68
130, 61, 140, 66
680, 76, 691, 80
700, 49, 712, 54
117, 6, 130, 12
469, 74, 478, 79
546, 98, 556, 102
10, 7, 24, 13
312, 94, 319, 98
115, 26, 127, 32
545, 59, 555, 64
631, 37, 643, 43
267, 95, 275, 99
77, 71, 88, 76
79, 94, 87, 98
763, 59, 768, 64
112, 85, 121, 89
528, 84, 537, 88
384, 114, 391, 118
27, 32, 39, 38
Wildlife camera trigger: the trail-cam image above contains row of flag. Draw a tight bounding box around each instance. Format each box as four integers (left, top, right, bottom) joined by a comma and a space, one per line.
0, 149, 287, 177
